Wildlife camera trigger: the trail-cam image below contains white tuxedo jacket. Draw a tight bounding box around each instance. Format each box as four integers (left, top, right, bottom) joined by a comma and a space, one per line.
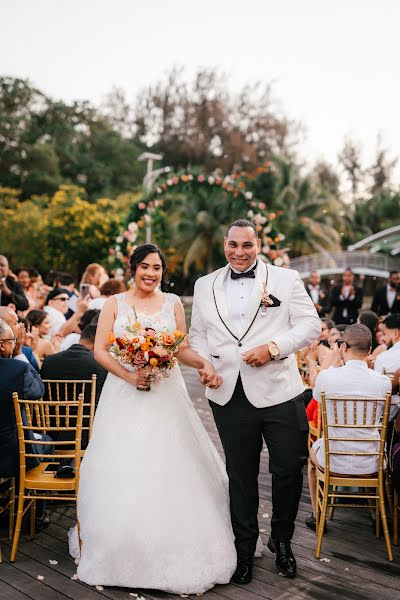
189, 259, 321, 407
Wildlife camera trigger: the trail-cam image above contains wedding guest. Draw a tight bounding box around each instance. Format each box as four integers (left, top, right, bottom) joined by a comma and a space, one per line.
0, 255, 29, 312
305, 271, 329, 317
88, 279, 126, 310
373, 314, 400, 375
80, 263, 109, 300
305, 324, 391, 531
60, 309, 100, 351
15, 267, 37, 314
371, 271, 400, 316
0, 319, 52, 529
29, 268, 49, 310
358, 310, 379, 350
26, 309, 61, 365
370, 316, 388, 365
319, 318, 334, 347
41, 323, 107, 449
330, 268, 363, 325
44, 288, 70, 338
54, 272, 78, 318
0, 307, 39, 370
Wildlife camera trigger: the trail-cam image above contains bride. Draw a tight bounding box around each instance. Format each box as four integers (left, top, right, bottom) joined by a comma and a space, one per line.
69, 244, 237, 594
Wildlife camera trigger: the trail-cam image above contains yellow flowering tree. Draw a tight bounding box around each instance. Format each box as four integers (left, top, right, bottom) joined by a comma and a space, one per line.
0, 185, 136, 276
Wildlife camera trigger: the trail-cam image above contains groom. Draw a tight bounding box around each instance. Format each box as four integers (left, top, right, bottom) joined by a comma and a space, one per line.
189, 219, 320, 583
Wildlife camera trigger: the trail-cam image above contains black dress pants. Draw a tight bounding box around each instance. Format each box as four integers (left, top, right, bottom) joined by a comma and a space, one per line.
210, 376, 309, 559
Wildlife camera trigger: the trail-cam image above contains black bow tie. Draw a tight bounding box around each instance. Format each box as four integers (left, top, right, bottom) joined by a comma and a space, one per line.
230, 267, 256, 280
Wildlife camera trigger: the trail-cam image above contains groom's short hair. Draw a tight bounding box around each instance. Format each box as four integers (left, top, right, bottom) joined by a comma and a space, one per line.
226, 219, 258, 237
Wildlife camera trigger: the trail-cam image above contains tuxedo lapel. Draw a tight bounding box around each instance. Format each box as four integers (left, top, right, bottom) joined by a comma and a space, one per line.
240, 259, 266, 337
212, 264, 239, 338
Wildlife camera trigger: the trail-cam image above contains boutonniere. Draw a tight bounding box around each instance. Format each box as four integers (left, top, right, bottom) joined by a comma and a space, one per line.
260, 286, 281, 315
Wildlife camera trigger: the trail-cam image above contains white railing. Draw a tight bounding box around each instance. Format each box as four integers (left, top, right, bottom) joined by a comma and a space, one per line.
290, 251, 400, 278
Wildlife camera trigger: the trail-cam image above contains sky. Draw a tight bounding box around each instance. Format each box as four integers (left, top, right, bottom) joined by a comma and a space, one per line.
1, 0, 400, 178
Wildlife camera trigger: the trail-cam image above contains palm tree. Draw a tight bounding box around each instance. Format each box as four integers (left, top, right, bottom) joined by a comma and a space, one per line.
272, 159, 344, 256
171, 185, 240, 274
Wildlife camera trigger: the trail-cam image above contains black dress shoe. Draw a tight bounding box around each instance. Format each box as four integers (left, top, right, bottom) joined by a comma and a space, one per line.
231, 558, 253, 584
305, 513, 327, 533
267, 537, 296, 578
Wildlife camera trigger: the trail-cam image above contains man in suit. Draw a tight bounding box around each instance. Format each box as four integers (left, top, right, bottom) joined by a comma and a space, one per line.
0, 318, 54, 529
330, 268, 363, 325
305, 271, 330, 317
41, 323, 107, 449
371, 271, 400, 317
189, 219, 320, 583
0, 255, 29, 312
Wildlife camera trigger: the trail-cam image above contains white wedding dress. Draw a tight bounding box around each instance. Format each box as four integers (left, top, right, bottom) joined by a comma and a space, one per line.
69, 292, 237, 594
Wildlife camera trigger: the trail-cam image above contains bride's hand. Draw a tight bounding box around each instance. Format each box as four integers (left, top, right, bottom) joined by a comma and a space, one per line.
198, 362, 223, 389
125, 371, 153, 389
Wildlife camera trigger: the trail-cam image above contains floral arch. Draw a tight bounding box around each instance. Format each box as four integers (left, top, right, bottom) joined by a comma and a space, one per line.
108, 166, 289, 281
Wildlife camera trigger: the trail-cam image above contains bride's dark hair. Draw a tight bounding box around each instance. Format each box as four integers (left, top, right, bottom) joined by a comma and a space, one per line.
129, 244, 169, 292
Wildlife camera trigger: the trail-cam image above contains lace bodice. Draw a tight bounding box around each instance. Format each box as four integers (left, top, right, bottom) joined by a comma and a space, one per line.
113, 292, 179, 338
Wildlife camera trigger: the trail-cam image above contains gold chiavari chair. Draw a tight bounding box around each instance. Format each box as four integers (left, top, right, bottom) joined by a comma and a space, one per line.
10, 393, 84, 562
308, 406, 322, 452
42, 375, 97, 453
0, 477, 15, 563
394, 486, 400, 545
315, 391, 393, 561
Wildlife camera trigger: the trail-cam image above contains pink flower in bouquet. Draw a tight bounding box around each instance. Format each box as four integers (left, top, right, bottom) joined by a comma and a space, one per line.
133, 351, 148, 366
145, 327, 156, 336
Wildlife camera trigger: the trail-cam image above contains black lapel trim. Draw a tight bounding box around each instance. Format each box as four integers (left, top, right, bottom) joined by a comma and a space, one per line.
212, 270, 238, 341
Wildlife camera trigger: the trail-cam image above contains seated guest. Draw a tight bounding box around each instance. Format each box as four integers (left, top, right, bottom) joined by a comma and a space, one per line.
60, 308, 100, 351
319, 318, 335, 348
0, 307, 39, 371
44, 288, 70, 338
26, 309, 61, 365
0, 255, 29, 312
0, 319, 53, 528
80, 263, 109, 300
41, 324, 107, 448
15, 267, 37, 315
18, 317, 40, 372
305, 324, 391, 531
374, 314, 400, 375
53, 272, 78, 319
88, 278, 126, 310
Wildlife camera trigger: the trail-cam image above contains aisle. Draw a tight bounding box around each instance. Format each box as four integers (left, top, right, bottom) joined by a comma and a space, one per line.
1, 366, 400, 600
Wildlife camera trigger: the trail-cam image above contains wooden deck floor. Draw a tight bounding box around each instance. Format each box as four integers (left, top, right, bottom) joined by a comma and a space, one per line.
1, 367, 400, 600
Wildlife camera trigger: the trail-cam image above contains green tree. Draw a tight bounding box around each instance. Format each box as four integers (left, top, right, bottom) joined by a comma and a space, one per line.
271, 159, 343, 256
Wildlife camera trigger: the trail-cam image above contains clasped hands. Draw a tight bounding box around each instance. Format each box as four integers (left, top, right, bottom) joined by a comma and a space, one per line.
198, 344, 273, 388
198, 362, 223, 389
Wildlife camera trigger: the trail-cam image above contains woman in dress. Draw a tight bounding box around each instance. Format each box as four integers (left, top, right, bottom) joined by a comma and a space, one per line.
26, 309, 61, 366
70, 244, 237, 594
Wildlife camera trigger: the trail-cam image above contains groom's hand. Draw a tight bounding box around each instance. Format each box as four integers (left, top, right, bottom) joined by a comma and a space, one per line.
242, 344, 271, 367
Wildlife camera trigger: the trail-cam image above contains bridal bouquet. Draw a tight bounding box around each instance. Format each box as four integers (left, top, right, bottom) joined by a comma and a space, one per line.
108, 320, 186, 391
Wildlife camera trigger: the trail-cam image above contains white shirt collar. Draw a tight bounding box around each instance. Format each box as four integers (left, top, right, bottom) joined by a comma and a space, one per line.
344, 359, 368, 368
230, 260, 258, 275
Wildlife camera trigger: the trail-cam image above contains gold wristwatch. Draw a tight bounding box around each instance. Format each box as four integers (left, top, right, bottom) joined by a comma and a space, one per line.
268, 342, 280, 360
